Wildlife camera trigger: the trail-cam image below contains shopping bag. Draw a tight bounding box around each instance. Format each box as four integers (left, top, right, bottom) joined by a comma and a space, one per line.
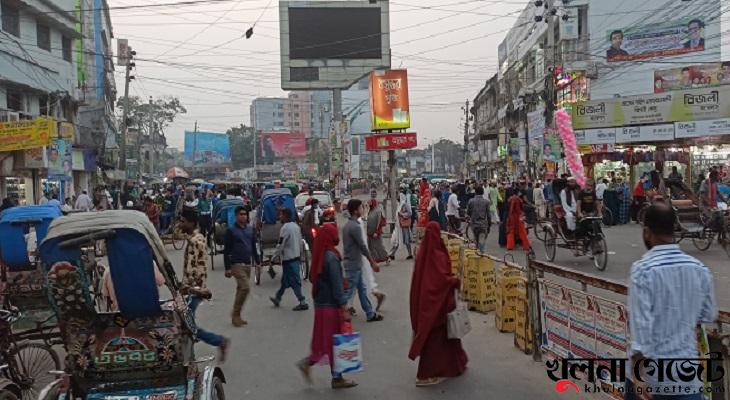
447, 291, 472, 339
333, 332, 363, 374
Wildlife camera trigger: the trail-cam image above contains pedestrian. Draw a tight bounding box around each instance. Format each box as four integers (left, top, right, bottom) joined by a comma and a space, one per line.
466, 186, 491, 253
389, 192, 414, 260
428, 189, 441, 225
38, 192, 49, 205
144, 197, 161, 232
365, 199, 390, 265
178, 209, 230, 362
445, 185, 460, 233
296, 223, 358, 389
74, 190, 93, 211
270, 208, 309, 311
223, 205, 260, 327
506, 188, 531, 252
161, 189, 177, 234
198, 190, 213, 239
617, 178, 630, 224
626, 204, 716, 400
343, 199, 383, 322
417, 178, 431, 228
358, 211, 386, 312
487, 181, 501, 225
533, 182, 546, 220
47, 194, 61, 210
61, 197, 73, 213
408, 221, 468, 387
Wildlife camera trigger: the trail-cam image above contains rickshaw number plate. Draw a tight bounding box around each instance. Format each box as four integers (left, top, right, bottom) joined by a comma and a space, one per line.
101, 392, 177, 400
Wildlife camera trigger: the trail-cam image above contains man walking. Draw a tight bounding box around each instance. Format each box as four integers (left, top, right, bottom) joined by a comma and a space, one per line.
270, 208, 308, 311
224, 206, 260, 327
466, 186, 491, 253
445, 185, 460, 233
75, 190, 93, 211
487, 181, 501, 224
627, 204, 716, 400
179, 209, 230, 361
342, 199, 383, 322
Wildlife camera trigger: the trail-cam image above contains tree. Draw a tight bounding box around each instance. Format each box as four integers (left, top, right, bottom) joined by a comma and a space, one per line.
116, 96, 187, 138
227, 124, 255, 169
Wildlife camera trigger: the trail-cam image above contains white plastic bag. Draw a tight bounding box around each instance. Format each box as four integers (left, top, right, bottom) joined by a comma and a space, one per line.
447, 291, 472, 339
333, 332, 363, 374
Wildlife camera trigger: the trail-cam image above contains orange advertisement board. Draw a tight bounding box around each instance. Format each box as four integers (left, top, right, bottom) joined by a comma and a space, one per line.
369, 69, 410, 131
0, 118, 55, 152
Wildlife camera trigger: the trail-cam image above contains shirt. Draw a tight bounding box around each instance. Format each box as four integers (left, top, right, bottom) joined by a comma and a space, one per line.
560, 189, 576, 213
446, 193, 460, 216
628, 244, 716, 392
342, 219, 371, 271
466, 196, 491, 229
39, 196, 49, 205
313, 251, 347, 307
595, 183, 607, 200
277, 221, 302, 262
577, 190, 596, 214
75, 194, 93, 211
224, 223, 260, 269
183, 231, 209, 288
198, 198, 212, 214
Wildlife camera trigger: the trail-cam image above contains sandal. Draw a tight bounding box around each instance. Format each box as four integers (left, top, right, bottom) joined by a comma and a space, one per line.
296, 358, 313, 385
367, 313, 384, 322
332, 377, 358, 389
416, 377, 446, 387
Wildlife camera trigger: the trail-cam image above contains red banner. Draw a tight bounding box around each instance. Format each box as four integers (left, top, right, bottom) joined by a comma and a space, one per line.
365, 133, 417, 151
259, 131, 307, 161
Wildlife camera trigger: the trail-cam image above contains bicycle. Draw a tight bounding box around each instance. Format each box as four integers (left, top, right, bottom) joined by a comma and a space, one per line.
0, 308, 60, 400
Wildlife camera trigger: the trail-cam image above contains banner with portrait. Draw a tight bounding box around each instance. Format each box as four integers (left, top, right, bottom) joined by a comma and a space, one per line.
654, 62, 730, 93
606, 18, 706, 62
47, 139, 72, 180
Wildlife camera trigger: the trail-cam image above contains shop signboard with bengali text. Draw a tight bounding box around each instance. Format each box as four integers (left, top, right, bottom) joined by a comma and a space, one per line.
527, 108, 545, 140
365, 133, 417, 151
574, 128, 616, 145
578, 144, 615, 154
615, 124, 675, 143
0, 118, 55, 152
571, 86, 730, 130
674, 118, 730, 138
605, 18, 706, 63
369, 69, 410, 130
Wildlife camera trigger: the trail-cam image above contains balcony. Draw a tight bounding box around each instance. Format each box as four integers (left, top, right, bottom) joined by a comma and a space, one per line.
560, 36, 590, 63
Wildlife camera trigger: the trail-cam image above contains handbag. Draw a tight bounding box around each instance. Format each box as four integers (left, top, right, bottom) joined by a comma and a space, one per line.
333, 331, 363, 374
447, 290, 471, 339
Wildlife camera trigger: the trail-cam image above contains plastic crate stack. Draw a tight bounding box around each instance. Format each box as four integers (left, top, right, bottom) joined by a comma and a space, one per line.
495, 266, 523, 332
463, 254, 496, 313
513, 275, 533, 354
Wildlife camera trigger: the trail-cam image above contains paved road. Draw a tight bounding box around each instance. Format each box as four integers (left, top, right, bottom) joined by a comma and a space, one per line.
163, 233, 589, 399
476, 221, 730, 308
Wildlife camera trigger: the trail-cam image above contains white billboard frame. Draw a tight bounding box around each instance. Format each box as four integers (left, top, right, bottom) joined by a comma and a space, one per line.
279, 0, 391, 90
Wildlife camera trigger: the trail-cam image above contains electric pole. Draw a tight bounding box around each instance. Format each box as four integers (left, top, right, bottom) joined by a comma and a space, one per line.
118, 49, 135, 173
463, 99, 470, 178
192, 120, 198, 177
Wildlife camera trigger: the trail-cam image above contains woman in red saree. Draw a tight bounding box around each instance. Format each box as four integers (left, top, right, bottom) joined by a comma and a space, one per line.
297, 224, 357, 389
408, 221, 468, 386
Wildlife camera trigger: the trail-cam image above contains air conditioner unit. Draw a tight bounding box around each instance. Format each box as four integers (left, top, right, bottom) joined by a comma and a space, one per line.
0, 111, 20, 122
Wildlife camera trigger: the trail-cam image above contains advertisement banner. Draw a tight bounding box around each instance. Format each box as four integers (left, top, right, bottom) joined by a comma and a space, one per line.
369, 69, 410, 130
0, 118, 55, 152
567, 289, 597, 358
539, 279, 571, 357
184, 130, 231, 166
654, 62, 730, 93
58, 121, 75, 140
364, 133, 417, 151
543, 129, 563, 162
47, 139, 72, 180
509, 138, 521, 161
574, 128, 616, 145
259, 131, 307, 162
527, 108, 545, 140
675, 118, 730, 138
23, 147, 45, 169
571, 85, 730, 130
606, 18, 706, 63
297, 163, 319, 177
578, 144, 615, 154
615, 124, 675, 143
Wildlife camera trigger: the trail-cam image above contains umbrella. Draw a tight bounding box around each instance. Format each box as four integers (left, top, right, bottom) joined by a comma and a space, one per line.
166, 167, 190, 179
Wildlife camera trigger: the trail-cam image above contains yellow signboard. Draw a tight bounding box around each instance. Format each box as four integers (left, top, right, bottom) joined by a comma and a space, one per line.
0, 118, 55, 152
59, 121, 75, 140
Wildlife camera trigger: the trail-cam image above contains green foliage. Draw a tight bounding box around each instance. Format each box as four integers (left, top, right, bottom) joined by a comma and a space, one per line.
227, 124, 255, 169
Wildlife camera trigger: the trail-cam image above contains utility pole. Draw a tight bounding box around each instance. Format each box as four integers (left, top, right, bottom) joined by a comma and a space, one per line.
192, 120, 198, 177
118, 49, 135, 173
332, 88, 342, 198
431, 139, 435, 173
463, 99, 470, 178
139, 96, 152, 181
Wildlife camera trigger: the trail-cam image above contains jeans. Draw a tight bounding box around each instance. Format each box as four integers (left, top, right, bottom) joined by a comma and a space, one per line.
472, 226, 489, 253
624, 379, 703, 400
160, 212, 174, 233
344, 268, 375, 319
275, 259, 305, 303
188, 296, 225, 347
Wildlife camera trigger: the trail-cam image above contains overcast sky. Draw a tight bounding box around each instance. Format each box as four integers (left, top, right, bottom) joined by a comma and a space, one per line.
110, 0, 525, 149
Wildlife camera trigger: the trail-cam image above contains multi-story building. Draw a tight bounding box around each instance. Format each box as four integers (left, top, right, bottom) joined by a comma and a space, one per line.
0, 0, 81, 203
251, 91, 325, 138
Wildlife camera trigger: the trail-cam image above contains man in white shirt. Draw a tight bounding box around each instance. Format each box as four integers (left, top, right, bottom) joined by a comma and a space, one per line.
595, 178, 608, 217
560, 178, 578, 232
445, 185, 461, 233
75, 190, 93, 211
38, 193, 49, 205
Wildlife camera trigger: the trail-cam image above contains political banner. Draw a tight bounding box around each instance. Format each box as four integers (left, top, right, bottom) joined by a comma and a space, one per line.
654, 62, 730, 93
259, 131, 307, 163
606, 18, 706, 63
543, 129, 563, 162
47, 139, 72, 180
369, 69, 410, 130
0, 118, 54, 152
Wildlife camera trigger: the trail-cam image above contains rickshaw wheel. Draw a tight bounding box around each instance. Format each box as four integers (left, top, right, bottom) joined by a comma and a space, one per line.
0, 390, 19, 400
8, 342, 60, 400
301, 251, 310, 281
171, 225, 186, 250
212, 376, 225, 400
692, 230, 713, 251
591, 234, 608, 271
544, 226, 557, 262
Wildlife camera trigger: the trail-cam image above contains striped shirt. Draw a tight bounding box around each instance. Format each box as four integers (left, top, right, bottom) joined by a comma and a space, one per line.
628, 244, 717, 392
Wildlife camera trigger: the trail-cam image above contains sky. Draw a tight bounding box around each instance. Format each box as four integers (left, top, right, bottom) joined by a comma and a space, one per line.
109, 0, 526, 150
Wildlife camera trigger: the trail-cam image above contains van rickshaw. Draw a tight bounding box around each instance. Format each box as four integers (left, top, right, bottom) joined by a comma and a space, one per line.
0, 205, 63, 400
35, 211, 225, 400
257, 188, 310, 285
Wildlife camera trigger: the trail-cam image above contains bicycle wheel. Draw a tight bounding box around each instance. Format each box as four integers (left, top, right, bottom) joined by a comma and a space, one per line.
533, 223, 547, 242
692, 229, 713, 251
171, 223, 186, 250
602, 208, 614, 227
591, 234, 608, 271
544, 226, 557, 262
7, 342, 60, 400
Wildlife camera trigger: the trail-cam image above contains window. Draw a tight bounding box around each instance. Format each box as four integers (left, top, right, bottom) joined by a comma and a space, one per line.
1, 1, 20, 37
294, 122, 300, 127
39, 95, 49, 116
62, 36, 72, 61
36, 22, 50, 51
294, 112, 299, 118
6, 89, 23, 111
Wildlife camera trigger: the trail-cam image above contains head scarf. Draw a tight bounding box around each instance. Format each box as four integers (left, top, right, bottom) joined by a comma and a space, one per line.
408, 221, 458, 360
309, 223, 341, 296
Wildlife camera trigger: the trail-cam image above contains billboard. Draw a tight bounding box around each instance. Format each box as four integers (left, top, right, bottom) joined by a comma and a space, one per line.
279, 0, 391, 90
369, 69, 410, 130
184, 131, 231, 166
570, 85, 730, 130
364, 133, 417, 151
259, 131, 307, 163
0, 118, 54, 152
47, 139, 72, 180
606, 18, 705, 62
654, 62, 730, 93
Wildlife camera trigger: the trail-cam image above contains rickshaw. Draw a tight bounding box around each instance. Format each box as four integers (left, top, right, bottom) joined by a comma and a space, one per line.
541, 211, 608, 271
0, 205, 63, 400
36, 211, 225, 400
256, 188, 310, 285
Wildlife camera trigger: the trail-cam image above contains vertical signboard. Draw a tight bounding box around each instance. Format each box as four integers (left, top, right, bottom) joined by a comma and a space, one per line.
369, 69, 410, 130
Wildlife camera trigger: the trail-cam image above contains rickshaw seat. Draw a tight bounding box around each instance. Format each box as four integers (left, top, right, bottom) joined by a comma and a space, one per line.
260, 223, 282, 247
105, 229, 162, 319
0, 205, 61, 270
